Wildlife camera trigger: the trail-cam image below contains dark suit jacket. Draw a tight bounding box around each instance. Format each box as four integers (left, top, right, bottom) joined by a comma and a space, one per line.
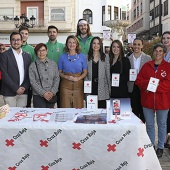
0, 48, 31, 96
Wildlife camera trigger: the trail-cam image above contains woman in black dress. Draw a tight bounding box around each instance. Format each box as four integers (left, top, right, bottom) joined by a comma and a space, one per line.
109, 40, 131, 98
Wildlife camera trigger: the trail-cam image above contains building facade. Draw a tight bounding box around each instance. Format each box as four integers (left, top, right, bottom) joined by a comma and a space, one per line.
127, 0, 170, 40
0, 0, 128, 45
127, 0, 150, 39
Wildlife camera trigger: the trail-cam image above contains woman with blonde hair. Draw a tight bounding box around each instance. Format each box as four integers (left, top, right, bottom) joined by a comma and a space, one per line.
58, 35, 87, 108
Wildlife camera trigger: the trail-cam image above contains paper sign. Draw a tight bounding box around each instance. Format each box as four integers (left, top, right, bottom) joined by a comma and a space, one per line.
103, 30, 111, 40
87, 95, 98, 111
112, 73, 120, 87
128, 33, 136, 43
84, 81, 92, 93
147, 77, 159, 92
129, 69, 138, 81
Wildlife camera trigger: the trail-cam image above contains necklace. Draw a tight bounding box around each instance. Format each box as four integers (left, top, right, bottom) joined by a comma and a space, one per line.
67, 53, 79, 62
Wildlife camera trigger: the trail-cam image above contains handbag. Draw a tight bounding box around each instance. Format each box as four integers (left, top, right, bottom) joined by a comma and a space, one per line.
35, 62, 57, 104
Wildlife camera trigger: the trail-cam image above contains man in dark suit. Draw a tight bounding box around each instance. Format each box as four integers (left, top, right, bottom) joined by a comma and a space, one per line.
0, 32, 31, 107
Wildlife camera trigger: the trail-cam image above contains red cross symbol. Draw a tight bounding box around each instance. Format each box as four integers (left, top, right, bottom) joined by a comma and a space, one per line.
72, 142, 81, 150
132, 71, 134, 74
152, 80, 155, 83
6, 139, 14, 146
72, 169, 80, 170
107, 144, 116, 152
90, 99, 93, 102
41, 165, 49, 170
114, 77, 117, 79
87, 83, 89, 86
137, 147, 144, 157
8, 167, 16, 170
40, 140, 48, 147
108, 120, 116, 124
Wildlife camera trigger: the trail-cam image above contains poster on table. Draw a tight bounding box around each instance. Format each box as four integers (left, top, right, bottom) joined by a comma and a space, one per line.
109, 98, 131, 120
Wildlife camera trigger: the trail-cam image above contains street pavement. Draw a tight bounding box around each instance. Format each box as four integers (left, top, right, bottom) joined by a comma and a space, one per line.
0, 96, 170, 169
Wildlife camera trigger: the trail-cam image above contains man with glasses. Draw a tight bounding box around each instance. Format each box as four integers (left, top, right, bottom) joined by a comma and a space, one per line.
0, 32, 31, 107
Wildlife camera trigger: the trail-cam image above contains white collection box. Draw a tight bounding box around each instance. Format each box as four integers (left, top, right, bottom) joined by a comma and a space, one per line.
147, 77, 159, 93
84, 81, 92, 93
129, 69, 138, 81
87, 95, 98, 111
112, 73, 120, 87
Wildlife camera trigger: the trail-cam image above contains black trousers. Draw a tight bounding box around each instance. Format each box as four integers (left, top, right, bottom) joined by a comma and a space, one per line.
33, 95, 55, 108
26, 87, 32, 107
129, 84, 145, 123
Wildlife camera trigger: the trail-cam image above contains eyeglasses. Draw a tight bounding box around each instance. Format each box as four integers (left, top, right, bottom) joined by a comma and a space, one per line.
11, 39, 21, 42
0, 48, 5, 50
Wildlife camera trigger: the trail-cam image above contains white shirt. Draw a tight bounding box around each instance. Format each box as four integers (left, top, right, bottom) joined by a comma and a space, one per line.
133, 54, 142, 73
12, 48, 24, 85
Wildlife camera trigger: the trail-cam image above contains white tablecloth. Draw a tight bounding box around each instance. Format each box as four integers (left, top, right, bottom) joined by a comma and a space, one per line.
0, 107, 162, 170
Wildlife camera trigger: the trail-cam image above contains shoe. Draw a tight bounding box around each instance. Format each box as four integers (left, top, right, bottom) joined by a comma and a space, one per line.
156, 148, 163, 158
164, 143, 170, 148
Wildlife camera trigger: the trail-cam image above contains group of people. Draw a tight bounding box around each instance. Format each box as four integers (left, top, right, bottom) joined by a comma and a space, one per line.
0, 19, 170, 159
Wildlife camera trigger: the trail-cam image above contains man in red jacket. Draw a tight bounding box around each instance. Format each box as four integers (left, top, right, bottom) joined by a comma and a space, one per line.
135, 43, 170, 158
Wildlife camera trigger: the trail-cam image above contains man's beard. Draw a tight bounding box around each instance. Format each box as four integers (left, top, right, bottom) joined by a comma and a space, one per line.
80, 29, 87, 35
49, 36, 56, 41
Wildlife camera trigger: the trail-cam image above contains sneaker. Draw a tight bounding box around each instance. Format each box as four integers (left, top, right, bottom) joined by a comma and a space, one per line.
156, 148, 163, 158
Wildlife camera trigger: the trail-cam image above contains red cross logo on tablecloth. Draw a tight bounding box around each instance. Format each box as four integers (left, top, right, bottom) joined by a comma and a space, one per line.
108, 120, 116, 124
41, 165, 49, 170
6, 139, 14, 146
40, 140, 48, 147
137, 147, 144, 157
72, 142, 81, 150
107, 144, 116, 152
90, 99, 93, 102
8, 167, 16, 170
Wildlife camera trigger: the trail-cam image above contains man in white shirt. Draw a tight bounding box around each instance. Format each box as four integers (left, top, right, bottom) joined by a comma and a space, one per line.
0, 32, 31, 107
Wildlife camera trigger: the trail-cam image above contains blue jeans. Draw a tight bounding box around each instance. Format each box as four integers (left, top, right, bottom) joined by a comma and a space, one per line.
143, 107, 168, 149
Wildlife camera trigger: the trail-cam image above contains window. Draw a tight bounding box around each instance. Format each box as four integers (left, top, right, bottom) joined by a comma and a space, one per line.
134, 9, 136, 18
150, 9, 154, 20
164, 0, 168, 16
50, 7, 65, 21
0, 8, 14, 21
155, 6, 159, 18
108, 6, 111, 21
122, 11, 126, 20
114, 6, 118, 20
102, 6, 105, 26
137, 6, 139, 16
83, 9, 92, 24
